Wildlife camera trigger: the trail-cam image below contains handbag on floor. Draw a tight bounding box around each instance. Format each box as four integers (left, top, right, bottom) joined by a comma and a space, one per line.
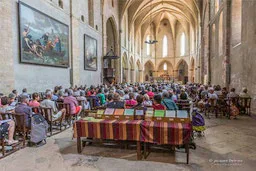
30, 114, 49, 146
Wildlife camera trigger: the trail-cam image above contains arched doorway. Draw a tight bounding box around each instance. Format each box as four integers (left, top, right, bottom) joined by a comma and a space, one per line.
105, 17, 119, 83
177, 60, 189, 84
144, 61, 154, 82
157, 61, 174, 82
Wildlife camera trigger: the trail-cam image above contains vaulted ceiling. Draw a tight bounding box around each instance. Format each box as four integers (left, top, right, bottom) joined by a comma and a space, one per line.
119, 0, 200, 41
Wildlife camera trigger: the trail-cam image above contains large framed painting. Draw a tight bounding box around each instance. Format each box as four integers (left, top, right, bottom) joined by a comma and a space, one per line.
19, 2, 69, 67
84, 34, 97, 71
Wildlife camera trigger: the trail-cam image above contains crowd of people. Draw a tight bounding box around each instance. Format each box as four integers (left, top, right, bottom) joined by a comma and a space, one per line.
0, 82, 252, 146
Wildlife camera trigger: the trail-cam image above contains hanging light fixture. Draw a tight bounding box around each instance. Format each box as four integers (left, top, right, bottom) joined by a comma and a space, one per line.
145, 0, 158, 44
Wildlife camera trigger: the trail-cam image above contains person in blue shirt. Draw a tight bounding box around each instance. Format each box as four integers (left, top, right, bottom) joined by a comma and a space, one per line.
161, 92, 178, 110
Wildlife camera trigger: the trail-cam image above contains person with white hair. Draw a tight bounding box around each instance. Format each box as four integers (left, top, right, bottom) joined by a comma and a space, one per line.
143, 94, 152, 106
40, 91, 66, 122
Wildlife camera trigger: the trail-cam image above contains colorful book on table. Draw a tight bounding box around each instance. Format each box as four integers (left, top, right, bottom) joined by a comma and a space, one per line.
145, 108, 154, 117
135, 110, 144, 116
177, 110, 188, 118
114, 109, 125, 115
97, 110, 105, 115
104, 108, 115, 115
154, 110, 165, 117
124, 109, 134, 116
165, 110, 176, 118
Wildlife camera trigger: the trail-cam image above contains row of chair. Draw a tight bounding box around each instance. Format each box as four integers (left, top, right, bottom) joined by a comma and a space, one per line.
203, 97, 251, 118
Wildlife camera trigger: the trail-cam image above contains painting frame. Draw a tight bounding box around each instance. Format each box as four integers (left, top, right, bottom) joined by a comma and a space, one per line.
18, 1, 70, 68
84, 34, 98, 71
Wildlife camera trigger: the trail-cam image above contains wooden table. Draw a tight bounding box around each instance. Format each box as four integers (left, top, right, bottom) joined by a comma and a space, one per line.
74, 119, 192, 163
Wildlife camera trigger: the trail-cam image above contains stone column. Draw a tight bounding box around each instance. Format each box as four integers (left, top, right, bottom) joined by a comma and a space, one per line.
0, 0, 15, 94
139, 70, 143, 82
174, 70, 179, 82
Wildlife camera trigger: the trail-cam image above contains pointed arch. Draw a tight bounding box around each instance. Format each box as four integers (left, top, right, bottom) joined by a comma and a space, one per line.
176, 59, 189, 84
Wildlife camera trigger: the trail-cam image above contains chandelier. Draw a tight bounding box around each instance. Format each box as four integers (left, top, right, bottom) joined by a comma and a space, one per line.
145, 0, 158, 44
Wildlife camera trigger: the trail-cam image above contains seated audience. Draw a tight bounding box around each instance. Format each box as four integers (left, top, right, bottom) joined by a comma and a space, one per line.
147, 87, 154, 99
97, 89, 106, 105
142, 94, 152, 106
20, 88, 30, 99
123, 89, 129, 100
126, 92, 137, 106
15, 95, 33, 128
152, 95, 166, 110
9, 93, 17, 107
0, 118, 18, 145
29, 93, 40, 108
63, 89, 82, 115
179, 89, 188, 100
40, 91, 66, 121
239, 87, 251, 98
0, 96, 15, 113
132, 95, 145, 109
76, 91, 90, 110
161, 92, 178, 110
227, 88, 238, 98
106, 93, 125, 109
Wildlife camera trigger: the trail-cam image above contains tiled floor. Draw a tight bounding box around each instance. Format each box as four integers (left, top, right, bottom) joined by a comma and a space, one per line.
0, 115, 256, 171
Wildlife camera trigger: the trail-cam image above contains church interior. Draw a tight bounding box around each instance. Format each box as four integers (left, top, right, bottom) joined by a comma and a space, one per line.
0, 0, 256, 170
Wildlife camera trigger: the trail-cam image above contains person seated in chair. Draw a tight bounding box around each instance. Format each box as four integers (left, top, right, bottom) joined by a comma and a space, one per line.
152, 95, 166, 110
239, 87, 251, 98
15, 95, 33, 128
227, 88, 238, 98
132, 95, 145, 110
40, 91, 66, 122
29, 93, 40, 108
125, 92, 137, 106
161, 92, 178, 110
0, 117, 18, 145
0, 96, 15, 113
106, 93, 125, 109
63, 89, 82, 116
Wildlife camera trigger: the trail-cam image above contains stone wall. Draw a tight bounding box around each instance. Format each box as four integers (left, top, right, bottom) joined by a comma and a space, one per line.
0, 0, 102, 94
205, 0, 256, 113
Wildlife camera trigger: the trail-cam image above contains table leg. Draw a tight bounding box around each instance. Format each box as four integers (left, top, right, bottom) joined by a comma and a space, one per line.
143, 142, 147, 159
137, 141, 141, 160
77, 137, 82, 153
185, 143, 189, 164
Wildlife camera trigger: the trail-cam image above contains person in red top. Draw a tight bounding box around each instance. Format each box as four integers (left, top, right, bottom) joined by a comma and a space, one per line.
147, 87, 154, 99
152, 94, 165, 110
